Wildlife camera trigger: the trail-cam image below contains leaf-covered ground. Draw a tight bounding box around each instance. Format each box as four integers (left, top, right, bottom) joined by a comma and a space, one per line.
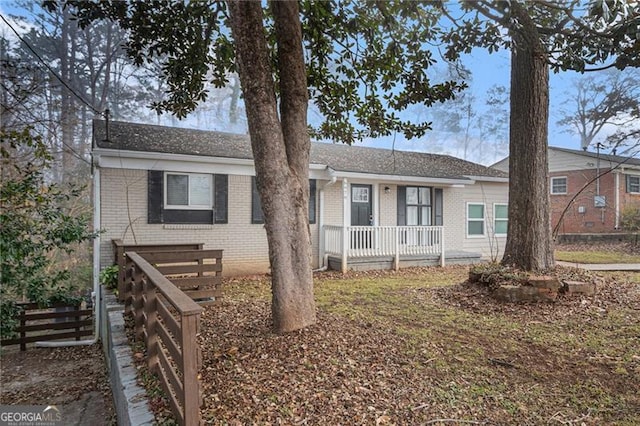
149, 266, 639, 425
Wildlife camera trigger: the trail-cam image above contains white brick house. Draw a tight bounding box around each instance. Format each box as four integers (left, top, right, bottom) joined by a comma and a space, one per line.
93, 120, 509, 275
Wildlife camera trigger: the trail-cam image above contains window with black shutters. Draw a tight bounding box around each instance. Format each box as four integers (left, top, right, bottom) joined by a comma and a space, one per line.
251, 177, 316, 224
147, 170, 227, 224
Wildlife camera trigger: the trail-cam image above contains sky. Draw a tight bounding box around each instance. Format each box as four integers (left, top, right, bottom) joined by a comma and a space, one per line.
0, 2, 624, 166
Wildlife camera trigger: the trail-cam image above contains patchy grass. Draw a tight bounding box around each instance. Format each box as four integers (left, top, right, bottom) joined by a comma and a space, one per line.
153, 267, 640, 425
555, 250, 640, 264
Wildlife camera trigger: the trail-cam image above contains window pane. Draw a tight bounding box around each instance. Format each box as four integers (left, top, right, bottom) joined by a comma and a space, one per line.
406, 187, 418, 205
352, 187, 369, 203
468, 221, 484, 235
495, 220, 508, 234
468, 204, 484, 219
420, 207, 431, 225
495, 204, 508, 219
407, 206, 418, 225
190, 175, 211, 206
552, 178, 567, 193
167, 174, 188, 205
419, 187, 431, 205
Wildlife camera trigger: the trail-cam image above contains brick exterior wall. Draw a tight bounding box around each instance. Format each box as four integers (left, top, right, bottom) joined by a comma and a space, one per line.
99, 168, 319, 275
550, 169, 640, 234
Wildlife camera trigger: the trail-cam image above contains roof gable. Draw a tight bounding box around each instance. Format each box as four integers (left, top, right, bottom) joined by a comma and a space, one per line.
93, 119, 507, 180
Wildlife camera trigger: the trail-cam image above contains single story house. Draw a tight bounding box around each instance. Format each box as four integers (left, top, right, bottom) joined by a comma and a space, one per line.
93, 120, 509, 275
492, 146, 640, 235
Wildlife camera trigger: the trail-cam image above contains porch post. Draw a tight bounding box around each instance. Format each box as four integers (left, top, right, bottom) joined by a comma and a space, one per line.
440, 227, 446, 267
341, 179, 349, 273
394, 227, 399, 271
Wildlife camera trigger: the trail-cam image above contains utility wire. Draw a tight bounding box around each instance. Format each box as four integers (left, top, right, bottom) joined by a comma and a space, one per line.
0, 13, 103, 116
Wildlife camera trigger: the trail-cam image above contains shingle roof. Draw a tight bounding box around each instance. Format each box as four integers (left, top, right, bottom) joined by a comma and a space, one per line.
550, 146, 640, 166
93, 119, 507, 180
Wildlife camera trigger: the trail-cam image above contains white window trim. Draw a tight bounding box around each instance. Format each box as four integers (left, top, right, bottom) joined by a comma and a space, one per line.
627, 175, 640, 194
550, 176, 567, 195
466, 202, 486, 238
164, 172, 213, 210
493, 203, 508, 236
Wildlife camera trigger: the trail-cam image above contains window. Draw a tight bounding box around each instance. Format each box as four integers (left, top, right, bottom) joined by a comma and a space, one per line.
550, 177, 567, 195
467, 203, 485, 237
627, 175, 640, 193
405, 186, 432, 226
397, 186, 442, 226
494, 203, 508, 235
165, 173, 213, 209
252, 178, 316, 224
147, 171, 228, 225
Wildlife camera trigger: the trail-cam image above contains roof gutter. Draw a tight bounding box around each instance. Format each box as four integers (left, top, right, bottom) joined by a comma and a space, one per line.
327, 168, 473, 186
463, 175, 509, 183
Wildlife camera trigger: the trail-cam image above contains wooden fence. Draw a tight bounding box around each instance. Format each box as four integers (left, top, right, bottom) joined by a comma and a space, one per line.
112, 240, 208, 302
136, 249, 223, 305
0, 303, 93, 351
125, 251, 203, 426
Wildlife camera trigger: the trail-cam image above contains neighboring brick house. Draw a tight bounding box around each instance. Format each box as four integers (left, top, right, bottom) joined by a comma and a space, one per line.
492, 146, 640, 235
93, 120, 509, 275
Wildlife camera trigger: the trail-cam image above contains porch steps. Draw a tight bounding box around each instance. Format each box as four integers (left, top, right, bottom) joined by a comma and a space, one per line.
327, 250, 482, 272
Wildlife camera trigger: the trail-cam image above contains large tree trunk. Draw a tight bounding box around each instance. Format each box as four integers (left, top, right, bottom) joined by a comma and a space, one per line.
501, 3, 555, 271
227, 1, 316, 333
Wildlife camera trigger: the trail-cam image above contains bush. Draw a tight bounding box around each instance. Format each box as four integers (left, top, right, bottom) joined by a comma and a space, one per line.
0, 128, 97, 337
99, 265, 119, 292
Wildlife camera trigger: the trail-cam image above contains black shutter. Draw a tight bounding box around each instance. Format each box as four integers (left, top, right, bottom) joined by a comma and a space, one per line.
397, 186, 406, 226
148, 170, 163, 224
309, 179, 317, 224
251, 176, 264, 224
214, 174, 228, 224
434, 188, 443, 226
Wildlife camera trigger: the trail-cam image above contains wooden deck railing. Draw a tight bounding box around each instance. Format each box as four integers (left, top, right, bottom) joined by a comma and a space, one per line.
125, 251, 203, 426
112, 240, 203, 302
0, 303, 92, 351
137, 249, 223, 305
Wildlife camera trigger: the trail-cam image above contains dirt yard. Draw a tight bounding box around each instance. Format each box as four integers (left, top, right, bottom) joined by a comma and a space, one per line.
0, 344, 116, 425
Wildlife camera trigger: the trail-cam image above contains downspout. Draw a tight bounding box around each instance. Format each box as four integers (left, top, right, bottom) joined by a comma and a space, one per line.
37, 165, 101, 347
315, 176, 337, 271
614, 171, 620, 229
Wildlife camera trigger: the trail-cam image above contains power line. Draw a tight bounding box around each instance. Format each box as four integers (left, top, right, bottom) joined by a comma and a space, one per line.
0, 13, 103, 116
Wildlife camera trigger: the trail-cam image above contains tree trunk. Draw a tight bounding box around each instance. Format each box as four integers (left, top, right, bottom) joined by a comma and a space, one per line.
227, 0, 316, 333
501, 3, 555, 271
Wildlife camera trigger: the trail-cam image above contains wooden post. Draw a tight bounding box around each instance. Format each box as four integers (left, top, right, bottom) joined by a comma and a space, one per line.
134, 275, 145, 341
144, 278, 158, 373
19, 310, 26, 351
124, 260, 135, 315
181, 313, 202, 426
114, 240, 126, 302
75, 304, 81, 341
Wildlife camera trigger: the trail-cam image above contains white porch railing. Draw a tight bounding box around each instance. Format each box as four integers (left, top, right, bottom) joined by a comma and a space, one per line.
323, 225, 445, 271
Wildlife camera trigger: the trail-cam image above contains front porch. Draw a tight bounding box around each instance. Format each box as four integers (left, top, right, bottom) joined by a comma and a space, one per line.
322, 225, 481, 272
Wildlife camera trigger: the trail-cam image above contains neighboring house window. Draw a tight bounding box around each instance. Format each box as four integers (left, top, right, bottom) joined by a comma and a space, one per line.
165, 173, 212, 209
494, 203, 508, 236
550, 177, 567, 194
627, 175, 640, 193
147, 170, 228, 224
397, 187, 443, 226
467, 203, 485, 237
251, 177, 316, 224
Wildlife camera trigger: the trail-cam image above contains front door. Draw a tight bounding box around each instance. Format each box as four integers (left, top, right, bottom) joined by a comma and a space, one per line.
351, 184, 372, 249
